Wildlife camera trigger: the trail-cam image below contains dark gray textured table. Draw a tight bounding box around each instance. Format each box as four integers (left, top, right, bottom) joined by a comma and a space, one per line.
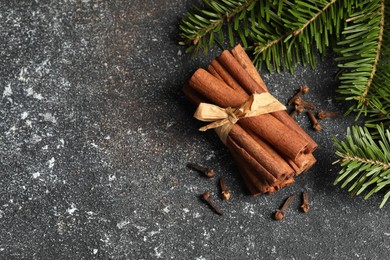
1, 1, 389, 259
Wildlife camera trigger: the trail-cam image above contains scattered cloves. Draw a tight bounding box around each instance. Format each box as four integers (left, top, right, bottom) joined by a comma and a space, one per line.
293, 97, 316, 110
307, 111, 321, 131
288, 84, 310, 105
219, 177, 231, 201
201, 192, 223, 215
187, 163, 215, 178
317, 111, 339, 120
274, 194, 296, 221
300, 191, 309, 213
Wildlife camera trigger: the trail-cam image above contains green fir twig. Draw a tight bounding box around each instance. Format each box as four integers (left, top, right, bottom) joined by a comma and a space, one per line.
333, 124, 390, 208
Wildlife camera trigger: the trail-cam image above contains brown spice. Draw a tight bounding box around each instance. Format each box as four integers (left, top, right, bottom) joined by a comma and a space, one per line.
219, 177, 231, 201
201, 192, 223, 215
307, 111, 321, 131
317, 111, 339, 120
274, 194, 296, 221
300, 191, 309, 213
293, 97, 316, 110
187, 163, 215, 178
288, 84, 310, 105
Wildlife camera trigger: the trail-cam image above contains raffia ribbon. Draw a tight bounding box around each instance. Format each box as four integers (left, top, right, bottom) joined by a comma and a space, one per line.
194, 93, 286, 144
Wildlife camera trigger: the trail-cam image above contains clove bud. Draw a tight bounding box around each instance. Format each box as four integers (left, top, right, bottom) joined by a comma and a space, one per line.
201, 192, 223, 215
219, 177, 231, 201
307, 111, 321, 131
187, 163, 215, 178
288, 85, 310, 105
293, 97, 316, 110
317, 111, 339, 120
300, 191, 309, 213
274, 194, 295, 221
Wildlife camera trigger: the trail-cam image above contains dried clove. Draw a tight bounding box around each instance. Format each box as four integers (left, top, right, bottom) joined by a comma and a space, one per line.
293, 97, 316, 110
187, 163, 215, 178
219, 177, 231, 201
274, 194, 296, 221
289, 105, 305, 118
317, 111, 339, 120
300, 191, 309, 213
288, 85, 310, 105
307, 111, 321, 131
201, 192, 223, 215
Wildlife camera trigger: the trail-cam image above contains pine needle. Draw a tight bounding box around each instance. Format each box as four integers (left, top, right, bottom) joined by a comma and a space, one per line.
333, 124, 390, 208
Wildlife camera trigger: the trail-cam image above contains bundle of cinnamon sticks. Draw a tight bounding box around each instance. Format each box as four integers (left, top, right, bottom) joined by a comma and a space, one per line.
183, 44, 317, 195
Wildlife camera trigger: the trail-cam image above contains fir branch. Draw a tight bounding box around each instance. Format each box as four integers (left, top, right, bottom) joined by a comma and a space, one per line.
291, 0, 337, 37
179, 0, 259, 55
363, 2, 390, 132
333, 124, 390, 208
335, 0, 387, 117
252, 0, 346, 72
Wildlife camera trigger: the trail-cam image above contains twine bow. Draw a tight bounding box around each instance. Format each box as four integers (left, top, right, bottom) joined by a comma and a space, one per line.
194, 93, 286, 144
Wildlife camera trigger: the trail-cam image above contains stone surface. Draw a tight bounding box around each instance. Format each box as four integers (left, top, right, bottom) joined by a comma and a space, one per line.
1, 1, 389, 259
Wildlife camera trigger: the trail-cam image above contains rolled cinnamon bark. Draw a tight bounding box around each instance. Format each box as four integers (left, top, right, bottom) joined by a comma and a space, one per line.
213, 52, 312, 159
209, 60, 248, 97
246, 130, 295, 178
227, 135, 276, 194
229, 124, 291, 182
184, 77, 288, 193
188, 68, 308, 161
271, 111, 318, 153
207, 64, 224, 81
183, 45, 317, 195
217, 50, 261, 95
231, 44, 268, 92
231, 44, 318, 153
182, 84, 209, 106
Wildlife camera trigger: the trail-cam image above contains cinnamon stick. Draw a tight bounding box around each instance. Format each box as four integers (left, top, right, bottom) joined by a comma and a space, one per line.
229, 124, 290, 182
184, 80, 282, 192
231, 44, 268, 92
188, 68, 308, 161
183, 44, 318, 195
227, 136, 275, 194
213, 51, 314, 158
182, 84, 209, 106
188, 68, 246, 108
231, 44, 318, 153
294, 153, 317, 175
271, 111, 318, 153
207, 64, 224, 81
246, 130, 295, 178
209, 60, 248, 97
217, 50, 261, 95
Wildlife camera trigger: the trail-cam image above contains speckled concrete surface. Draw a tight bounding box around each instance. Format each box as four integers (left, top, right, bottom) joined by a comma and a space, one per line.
1, 1, 389, 259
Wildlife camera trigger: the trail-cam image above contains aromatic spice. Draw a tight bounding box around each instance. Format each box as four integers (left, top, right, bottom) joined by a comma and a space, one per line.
317, 111, 338, 120
219, 177, 231, 201
307, 111, 321, 131
288, 84, 310, 105
274, 194, 296, 221
300, 192, 309, 213
187, 163, 215, 178
293, 97, 316, 110
201, 192, 223, 215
